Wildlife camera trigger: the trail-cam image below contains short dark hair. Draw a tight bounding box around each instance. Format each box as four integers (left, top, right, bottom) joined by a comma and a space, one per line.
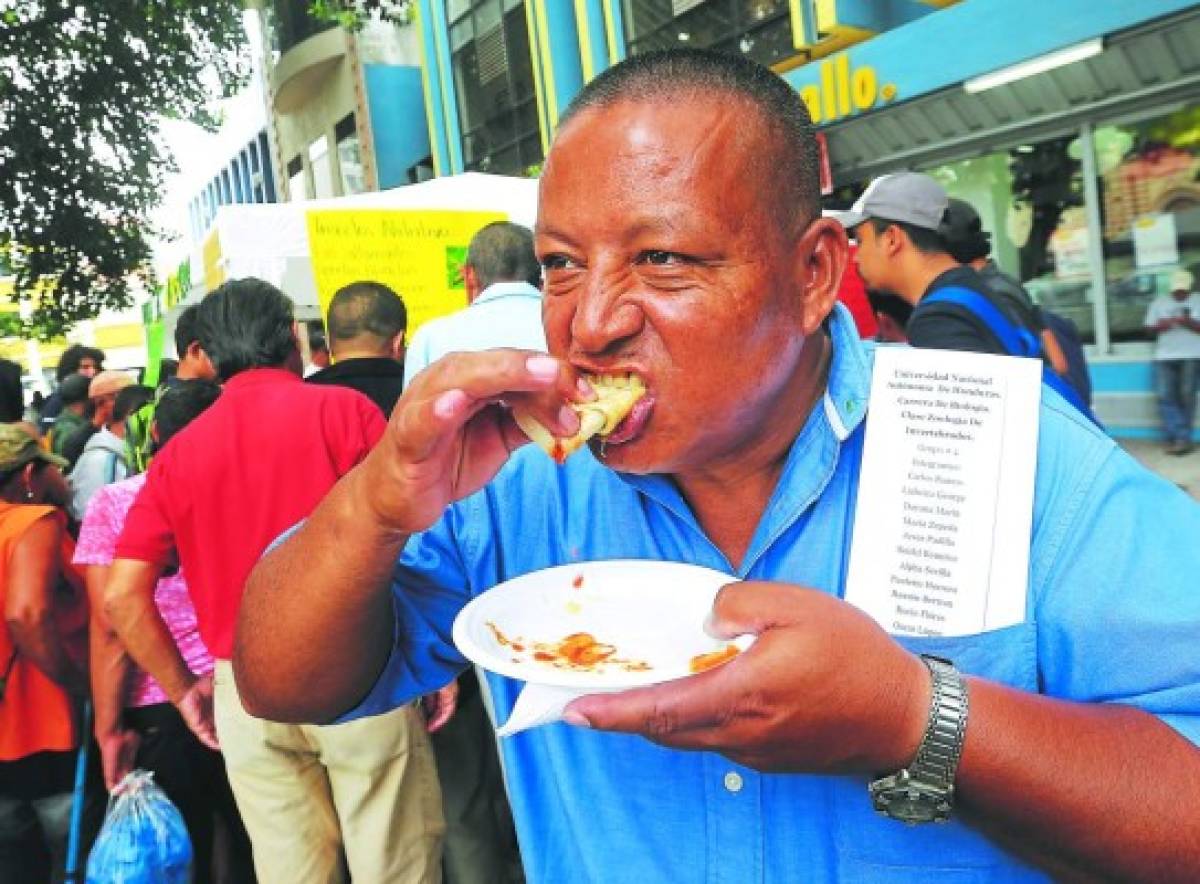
154, 380, 222, 448
174, 304, 202, 356
868, 218, 946, 255
0, 359, 23, 423
194, 278, 297, 381
114, 385, 154, 423
559, 48, 821, 232
56, 344, 104, 382
465, 223, 541, 290
940, 198, 991, 264
327, 281, 408, 343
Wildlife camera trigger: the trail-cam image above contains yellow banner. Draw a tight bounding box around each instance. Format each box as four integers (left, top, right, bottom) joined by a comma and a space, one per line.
304, 209, 507, 333
202, 229, 225, 291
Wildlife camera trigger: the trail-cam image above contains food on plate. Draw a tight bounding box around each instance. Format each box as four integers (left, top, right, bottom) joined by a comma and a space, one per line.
688, 644, 742, 673
486, 621, 652, 673
515, 373, 646, 463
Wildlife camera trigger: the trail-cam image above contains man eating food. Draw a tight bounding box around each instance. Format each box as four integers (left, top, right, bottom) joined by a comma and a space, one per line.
235, 49, 1200, 883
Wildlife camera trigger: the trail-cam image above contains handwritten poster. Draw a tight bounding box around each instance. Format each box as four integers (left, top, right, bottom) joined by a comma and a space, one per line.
845, 347, 1041, 637
305, 209, 507, 333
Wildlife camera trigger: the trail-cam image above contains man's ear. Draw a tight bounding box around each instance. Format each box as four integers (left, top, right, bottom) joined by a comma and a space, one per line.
463, 264, 481, 302
796, 217, 849, 337
389, 332, 407, 362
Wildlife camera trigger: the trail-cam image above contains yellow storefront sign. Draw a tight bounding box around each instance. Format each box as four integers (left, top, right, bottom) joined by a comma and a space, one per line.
797, 55, 897, 124
305, 209, 507, 333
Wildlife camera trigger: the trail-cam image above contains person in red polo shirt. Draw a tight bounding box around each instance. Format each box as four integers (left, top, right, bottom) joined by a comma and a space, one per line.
103, 279, 445, 883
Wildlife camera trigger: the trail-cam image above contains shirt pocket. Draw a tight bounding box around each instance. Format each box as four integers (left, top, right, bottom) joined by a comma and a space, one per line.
830, 621, 1049, 883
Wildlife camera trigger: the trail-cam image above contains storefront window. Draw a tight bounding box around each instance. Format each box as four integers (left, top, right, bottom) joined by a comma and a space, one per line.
286, 155, 308, 203
309, 135, 334, 199
449, 0, 542, 175
622, 0, 794, 69
335, 114, 366, 195
1094, 107, 1200, 344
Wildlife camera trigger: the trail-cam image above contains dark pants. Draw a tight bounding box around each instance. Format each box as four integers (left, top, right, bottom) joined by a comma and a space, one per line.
0, 749, 105, 884
431, 672, 524, 884
125, 703, 255, 884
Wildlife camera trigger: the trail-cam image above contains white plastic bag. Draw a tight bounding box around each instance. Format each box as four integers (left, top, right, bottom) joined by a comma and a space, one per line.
86, 769, 192, 884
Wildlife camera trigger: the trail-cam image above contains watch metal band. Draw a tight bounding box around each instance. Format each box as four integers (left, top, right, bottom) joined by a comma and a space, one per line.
909, 655, 969, 792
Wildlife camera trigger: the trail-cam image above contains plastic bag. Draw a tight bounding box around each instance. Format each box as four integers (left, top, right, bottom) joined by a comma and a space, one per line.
86, 769, 193, 884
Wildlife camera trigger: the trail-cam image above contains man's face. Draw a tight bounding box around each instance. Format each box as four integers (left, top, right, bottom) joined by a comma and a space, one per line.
851, 222, 889, 292
90, 393, 116, 426
78, 357, 99, 378
537, 96, 840, 477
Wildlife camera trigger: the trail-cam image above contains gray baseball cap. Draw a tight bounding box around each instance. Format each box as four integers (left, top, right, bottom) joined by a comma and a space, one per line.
829, 172, 950, 232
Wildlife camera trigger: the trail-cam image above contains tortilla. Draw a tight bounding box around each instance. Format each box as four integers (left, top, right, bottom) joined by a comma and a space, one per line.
515, 373, 646, 463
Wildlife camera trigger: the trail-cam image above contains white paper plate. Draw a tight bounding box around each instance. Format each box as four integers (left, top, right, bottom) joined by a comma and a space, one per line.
452, 560, 750, 690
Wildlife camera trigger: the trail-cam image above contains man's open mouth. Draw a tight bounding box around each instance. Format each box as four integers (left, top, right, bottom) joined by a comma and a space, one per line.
599, 393, 653, 446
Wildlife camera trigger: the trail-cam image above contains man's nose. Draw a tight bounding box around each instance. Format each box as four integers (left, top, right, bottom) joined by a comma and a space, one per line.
570, 272, 644, 357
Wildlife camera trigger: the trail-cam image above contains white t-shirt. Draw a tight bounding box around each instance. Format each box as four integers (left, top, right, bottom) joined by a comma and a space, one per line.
1145, 292, 1200, 360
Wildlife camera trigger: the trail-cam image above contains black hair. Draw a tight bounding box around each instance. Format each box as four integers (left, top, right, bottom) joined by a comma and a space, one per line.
327, 281, 408, 343
56, 344, 104, 382
113, 385, 154, 423
940, 198, 991, 264
154, 380, 222, 449
0, 359, 23, 423
867, 289, 915, 328
174, 304, 202, 356
194, 278, 297, 381
868, 218, 946, 255
559, 47, 821, 232
158, 359, 179, 385
465, 223, 541, 290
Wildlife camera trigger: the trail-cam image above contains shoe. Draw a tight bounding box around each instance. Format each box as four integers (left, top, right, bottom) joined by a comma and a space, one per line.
1168, 441, 1194, 455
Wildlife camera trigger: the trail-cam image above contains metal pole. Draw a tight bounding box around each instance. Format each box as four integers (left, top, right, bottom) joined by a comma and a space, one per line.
1079, 121, 1111, 354
64, 700, 93, 882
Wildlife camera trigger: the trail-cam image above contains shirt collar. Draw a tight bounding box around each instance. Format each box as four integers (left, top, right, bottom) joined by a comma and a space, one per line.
614, 304, 872, 573
222, 366, 302, 390
473, 281, 543, 307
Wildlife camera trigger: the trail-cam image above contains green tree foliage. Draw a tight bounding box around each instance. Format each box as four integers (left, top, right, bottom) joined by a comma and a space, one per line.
0, 2, 249, 338
308, 0, 414, 30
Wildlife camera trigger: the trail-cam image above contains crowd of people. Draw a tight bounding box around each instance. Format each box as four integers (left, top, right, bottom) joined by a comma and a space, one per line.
1, 47, 1197, 884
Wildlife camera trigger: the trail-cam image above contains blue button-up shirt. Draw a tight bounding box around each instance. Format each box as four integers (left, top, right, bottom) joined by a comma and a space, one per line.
345, 306, 1200, 883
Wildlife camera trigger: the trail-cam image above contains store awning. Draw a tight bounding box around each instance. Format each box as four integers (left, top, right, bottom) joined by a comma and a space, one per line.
824, 7, 1200, 184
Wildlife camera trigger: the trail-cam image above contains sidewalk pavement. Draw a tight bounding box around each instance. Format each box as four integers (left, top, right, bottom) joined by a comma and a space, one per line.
1117, 437, 1200, 502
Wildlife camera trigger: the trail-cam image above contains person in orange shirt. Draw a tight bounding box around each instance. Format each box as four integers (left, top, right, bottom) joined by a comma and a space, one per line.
0, 425, 103, 883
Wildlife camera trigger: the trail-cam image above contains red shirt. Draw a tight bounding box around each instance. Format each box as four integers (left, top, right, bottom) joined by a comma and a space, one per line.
116, 368, 386, 659
837, 245, 878, 339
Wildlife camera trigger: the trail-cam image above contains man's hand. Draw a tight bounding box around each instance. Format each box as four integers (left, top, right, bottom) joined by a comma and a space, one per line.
358, 351, 588, 536
422, 678, 460, 733
97, 728, 141, 792
175, 674, 219, 751
564, 582, 930, 774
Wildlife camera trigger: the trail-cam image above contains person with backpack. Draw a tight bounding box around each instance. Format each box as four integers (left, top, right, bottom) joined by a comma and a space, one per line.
833, 172, 1097, 422
68, 384, 153, 521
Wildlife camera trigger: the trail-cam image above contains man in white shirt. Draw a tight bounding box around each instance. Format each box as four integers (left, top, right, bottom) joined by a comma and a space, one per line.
1144, 268, 1200, 455
403, 222, 545, 389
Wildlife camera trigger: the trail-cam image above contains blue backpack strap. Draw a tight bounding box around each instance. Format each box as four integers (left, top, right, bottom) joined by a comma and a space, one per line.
922, 286, 1042, 358
923, 286, 1103, 428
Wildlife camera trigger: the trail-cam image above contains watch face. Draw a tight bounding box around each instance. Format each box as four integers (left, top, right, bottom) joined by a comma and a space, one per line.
880, 789, 943, 825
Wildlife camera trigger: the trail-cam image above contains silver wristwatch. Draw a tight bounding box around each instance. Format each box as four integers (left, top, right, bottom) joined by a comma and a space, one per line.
868, 654, 969, 824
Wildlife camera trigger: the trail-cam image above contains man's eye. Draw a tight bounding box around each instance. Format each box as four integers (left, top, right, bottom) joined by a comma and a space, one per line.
639, 250, 686, 266
541, 254, 578, 271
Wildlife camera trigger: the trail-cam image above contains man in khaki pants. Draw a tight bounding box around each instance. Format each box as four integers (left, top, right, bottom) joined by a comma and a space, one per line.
104, 279, 445, 881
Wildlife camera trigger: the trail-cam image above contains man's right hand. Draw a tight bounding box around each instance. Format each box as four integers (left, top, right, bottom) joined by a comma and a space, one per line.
175, 674, 219, 751
98, 728, 141, 792
357, 351, 588, 535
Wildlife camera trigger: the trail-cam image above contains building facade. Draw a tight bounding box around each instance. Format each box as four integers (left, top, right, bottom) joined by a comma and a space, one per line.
407, 0, 1199, 437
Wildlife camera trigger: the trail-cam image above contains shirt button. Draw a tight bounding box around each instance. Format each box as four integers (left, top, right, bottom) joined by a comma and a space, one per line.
723, 771, 743, 793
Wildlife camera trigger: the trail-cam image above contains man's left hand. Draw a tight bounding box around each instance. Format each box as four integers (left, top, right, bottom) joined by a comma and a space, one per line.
564, 582, 931, 774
